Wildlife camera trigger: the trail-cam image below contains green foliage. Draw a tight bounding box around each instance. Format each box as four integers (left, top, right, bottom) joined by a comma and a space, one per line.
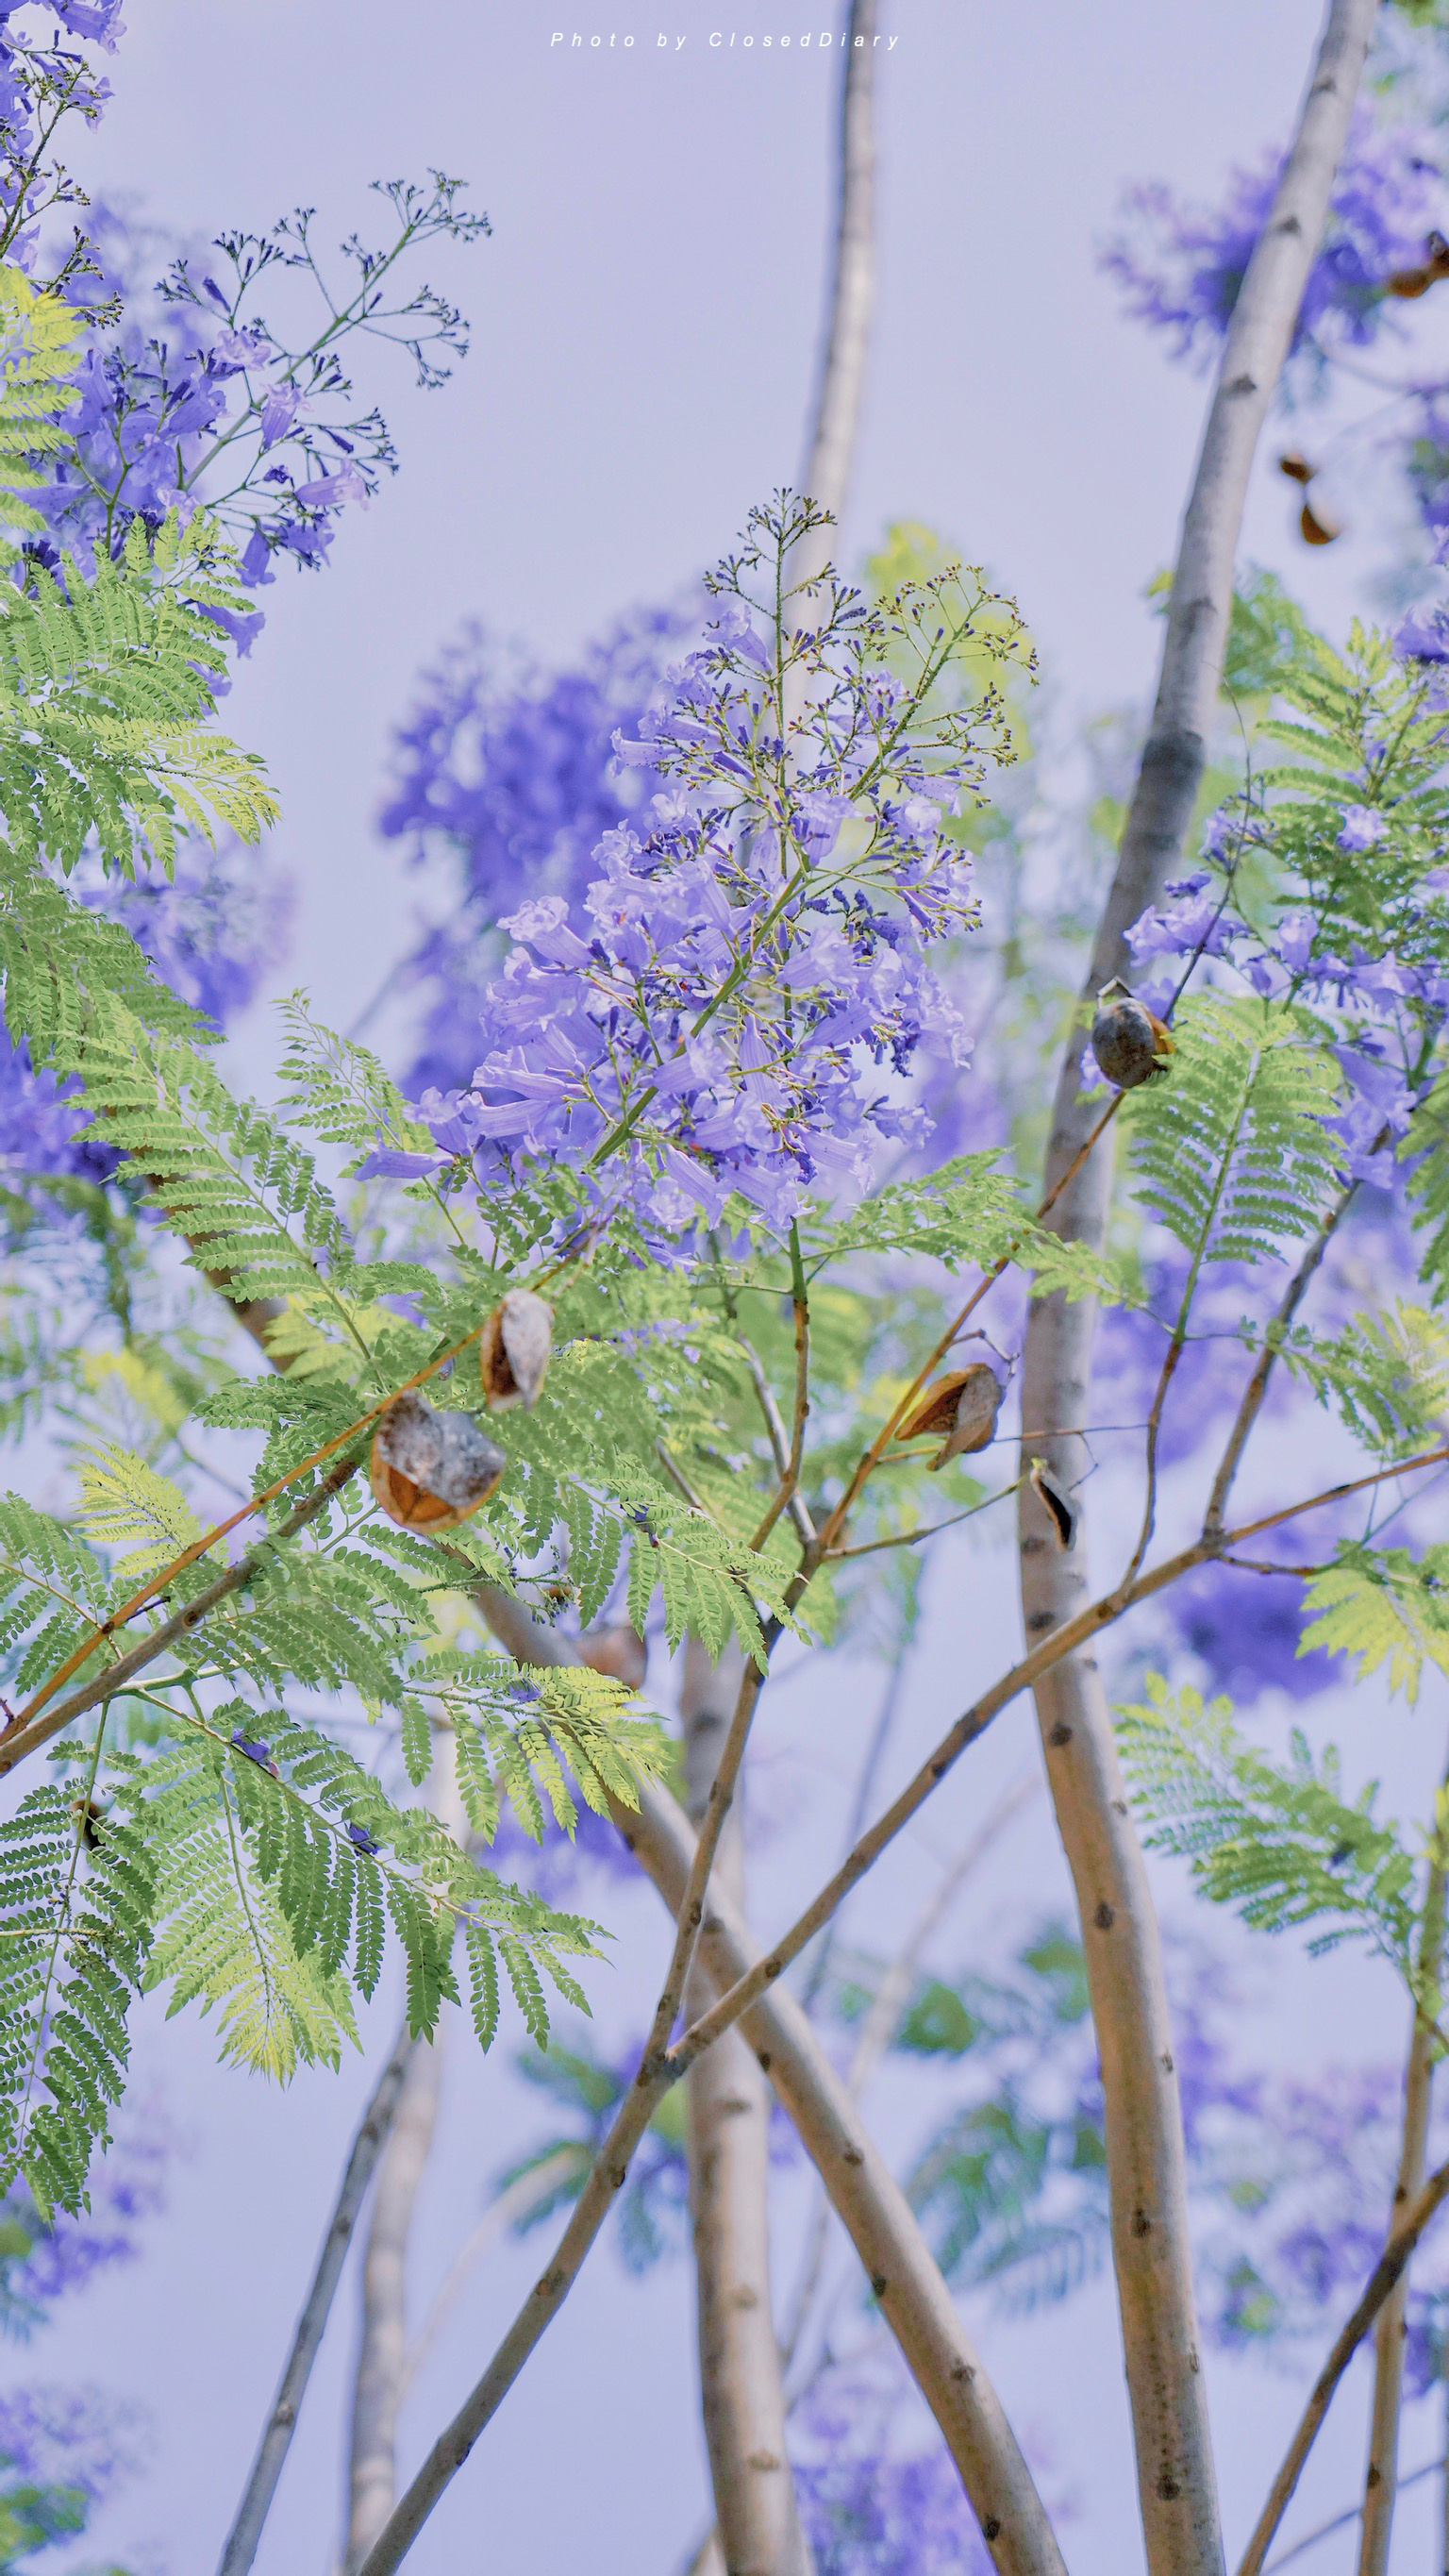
1300, 1544, 1449, 1705
1121, 995, 1343, 1271
0, 266, 82, 560
416, 1654, 668, 1840
1279, 1301, 1449, 1458
0, 1761, 154, 2216
0, 516, 275, 880
1117, 1673, 1419, 1972
275, 995, 439, 1179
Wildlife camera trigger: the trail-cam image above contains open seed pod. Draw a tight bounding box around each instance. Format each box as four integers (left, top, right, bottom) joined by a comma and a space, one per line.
1090, 979, 1174, 1092
900, 1362, 1004, 1469
1299, 493, 1343, 546
1276, 449, 1314, 484
479, 1289, 554, 1412
1028, 1458, 1078, 1551
370, 1389, 507, 1533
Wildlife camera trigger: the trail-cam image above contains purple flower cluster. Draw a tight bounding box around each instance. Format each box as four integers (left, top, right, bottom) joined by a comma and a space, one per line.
1126, 851, 1449, 1189
1104, 108, 1446, 365
369, 503, 1021, 1249
0, 4, 121, 280
380, 606, 691, 1094
0, 833, 288, 1208
793, 2394, 992, 2575
20, 178, 484, 649
0, 2379, 145, 2503
0, 2102, 169, 2334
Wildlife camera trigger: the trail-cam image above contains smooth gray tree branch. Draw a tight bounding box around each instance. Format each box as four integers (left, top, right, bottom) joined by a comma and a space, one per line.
1016, 8, 1379, 2571
214, 2021, 418, 2576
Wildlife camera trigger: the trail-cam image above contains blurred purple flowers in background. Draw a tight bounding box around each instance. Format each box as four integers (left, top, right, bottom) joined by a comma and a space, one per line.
1104, 109, 1446, 366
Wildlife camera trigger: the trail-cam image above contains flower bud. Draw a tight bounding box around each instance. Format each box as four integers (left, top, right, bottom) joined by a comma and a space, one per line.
900, 1361, 1004, 1468
370, 1388, 506, 1532
480, 1289, 554, 1411
1090, 979, 1174, 1091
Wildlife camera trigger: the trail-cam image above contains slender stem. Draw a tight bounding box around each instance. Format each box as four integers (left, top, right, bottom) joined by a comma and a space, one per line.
1205, 1186, 1355, 1536
344, 2028, 448, 2574
398, 2149, 585, 2401
1237, 2154, 1449, 2576
0, 1455, 361, 1777
215, 2023, 418, 2576
750, 1223, 812, 1551
782, 1772, 1037, 2378
474, 1587, 1067, 2576
1356, 1742, 1449, 2576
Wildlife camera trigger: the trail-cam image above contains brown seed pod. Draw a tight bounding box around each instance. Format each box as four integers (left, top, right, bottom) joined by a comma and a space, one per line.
1388, 263, 1432, 299
1300, 493, 1343, 546
900, 1363, 1004, 1469
1090, 979, 1174, 1092
1276, 449, 1315, 485
479, 1289, 554, 1412
1028, 1458, 1078, 1551
369, 1389, 507, 1533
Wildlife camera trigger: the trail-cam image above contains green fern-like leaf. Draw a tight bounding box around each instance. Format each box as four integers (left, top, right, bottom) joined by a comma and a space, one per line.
1300, 1545, 1449, 1705
1122, 995, 1343, 1269
1116, 1672, 1418, 1971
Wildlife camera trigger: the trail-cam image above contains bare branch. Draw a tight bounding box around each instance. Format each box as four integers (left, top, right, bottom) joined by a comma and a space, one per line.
215, 2022, 418, 2576
1238, 2153, 1449, 2576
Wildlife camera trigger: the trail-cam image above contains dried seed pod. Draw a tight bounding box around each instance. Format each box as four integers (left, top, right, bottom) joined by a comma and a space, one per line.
1388, 263, 1432, 298
900, 1363, 1004, 1469
1028, 1458, 1078, 1551
1277, 449, 1314, 485
1428, 228, 1449, 277
1300, 493, 1343, 546
370, 1388, 506, 1533
1090, 979, 1174, 1092
479, 1289, 554, 1412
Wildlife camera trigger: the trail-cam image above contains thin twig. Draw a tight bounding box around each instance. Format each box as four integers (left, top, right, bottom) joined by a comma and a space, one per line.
1237, 2154, 1449, 2576
215, 2022, 418, 2576
751, 1224, 812, 1551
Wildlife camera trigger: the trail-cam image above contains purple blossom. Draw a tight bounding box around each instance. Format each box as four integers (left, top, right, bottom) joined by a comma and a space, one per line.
1336, 804, 1388, 853
380, 504, 1011, 1254
1104, 109, 1446, 364
0, 2382, 145, 2505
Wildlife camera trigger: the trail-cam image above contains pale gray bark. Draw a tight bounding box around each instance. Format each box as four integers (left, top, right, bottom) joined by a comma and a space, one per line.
1357, 1848, 1447, 2574
801, 0, 877, 528
1017, 9, 1378, 2573
214, 2023, 417, 2576
681, 1638, 814, 2576
343, 2027, 446, 2574
344, 1757, 465, 2572
479, 1590, 1066, 2576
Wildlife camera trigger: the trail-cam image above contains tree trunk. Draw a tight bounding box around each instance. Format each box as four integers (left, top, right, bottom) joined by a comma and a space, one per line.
801, 0, 877, 527
1016, 10, 1377, 2573
342, 2024, 446, 2573
681, 1637, 814, 2576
